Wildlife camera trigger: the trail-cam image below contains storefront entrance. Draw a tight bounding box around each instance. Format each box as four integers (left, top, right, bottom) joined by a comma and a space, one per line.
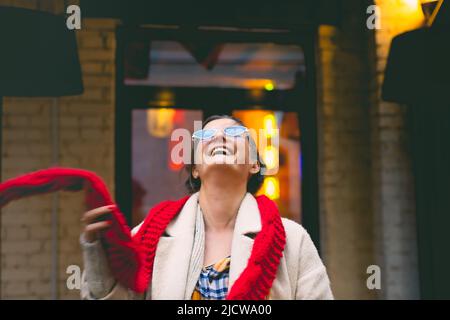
114, 25, 321, 249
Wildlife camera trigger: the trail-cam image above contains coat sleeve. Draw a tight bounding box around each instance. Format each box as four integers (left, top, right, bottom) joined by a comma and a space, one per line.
295, 225, 334, 300
80, 222, 145, 300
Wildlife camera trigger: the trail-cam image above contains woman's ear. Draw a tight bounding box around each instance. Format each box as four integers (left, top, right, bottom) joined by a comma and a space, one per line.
192, 166, 199, 179
249, 162, 260, 175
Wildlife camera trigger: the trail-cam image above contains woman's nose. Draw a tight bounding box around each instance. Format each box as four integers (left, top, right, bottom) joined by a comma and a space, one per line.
205, 131, 226, 149
211, 129, 226, 142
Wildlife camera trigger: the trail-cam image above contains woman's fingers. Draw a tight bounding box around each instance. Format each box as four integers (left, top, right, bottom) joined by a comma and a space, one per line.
83, 220, 112, 242
82, 205, 115, 224
81, 205, 116, 243
84, 221, 112, 234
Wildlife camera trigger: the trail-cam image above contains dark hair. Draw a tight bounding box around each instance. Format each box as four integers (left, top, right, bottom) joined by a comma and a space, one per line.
185, 115, 266, 195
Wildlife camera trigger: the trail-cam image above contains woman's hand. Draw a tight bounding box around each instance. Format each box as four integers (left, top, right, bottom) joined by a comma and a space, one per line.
81, 205, 114, 243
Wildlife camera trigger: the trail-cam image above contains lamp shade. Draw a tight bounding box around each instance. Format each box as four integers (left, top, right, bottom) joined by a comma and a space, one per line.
0, 6, 83, 97
381, 26, 450, 104
382, 0, 450, 104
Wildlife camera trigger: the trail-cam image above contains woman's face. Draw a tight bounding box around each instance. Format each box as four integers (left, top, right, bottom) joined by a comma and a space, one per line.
192, 118, 260, 182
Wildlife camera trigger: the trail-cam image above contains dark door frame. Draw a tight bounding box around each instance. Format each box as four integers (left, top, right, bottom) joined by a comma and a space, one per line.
407, 100, 450, 299
114, 25, 322, 252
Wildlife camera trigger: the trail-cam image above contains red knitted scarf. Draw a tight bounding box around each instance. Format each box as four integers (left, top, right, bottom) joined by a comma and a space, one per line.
0, 167, 286, 300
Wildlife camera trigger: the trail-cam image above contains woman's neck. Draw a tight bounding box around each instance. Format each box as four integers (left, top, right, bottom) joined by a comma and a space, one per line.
198, 178, 247, 233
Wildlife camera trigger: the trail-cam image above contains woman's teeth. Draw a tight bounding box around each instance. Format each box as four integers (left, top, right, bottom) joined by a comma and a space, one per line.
211, 147, 230, 156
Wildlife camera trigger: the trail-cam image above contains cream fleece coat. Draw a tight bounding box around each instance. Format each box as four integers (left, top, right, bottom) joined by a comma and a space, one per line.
80, 192, 333, 300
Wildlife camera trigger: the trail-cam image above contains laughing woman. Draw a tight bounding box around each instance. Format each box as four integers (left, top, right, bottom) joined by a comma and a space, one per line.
80, 115, 333, 300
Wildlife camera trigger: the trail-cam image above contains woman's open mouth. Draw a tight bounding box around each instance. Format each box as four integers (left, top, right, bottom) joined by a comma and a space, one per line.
209, 145, 232, 156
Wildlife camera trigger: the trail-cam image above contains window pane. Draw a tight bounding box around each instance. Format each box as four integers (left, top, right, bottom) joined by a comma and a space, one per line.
233, 110, 301, 222
131, 108, 202, 226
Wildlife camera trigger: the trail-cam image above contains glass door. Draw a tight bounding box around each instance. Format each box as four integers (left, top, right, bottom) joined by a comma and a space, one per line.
118, 28, 309, 227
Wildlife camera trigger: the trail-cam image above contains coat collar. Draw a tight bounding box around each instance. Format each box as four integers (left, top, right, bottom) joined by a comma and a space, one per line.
163, 192, 262, 237
232, 192, 262, 236
150, 192, 262, 299
229, 192, 261, 289
150, 193, 198, 299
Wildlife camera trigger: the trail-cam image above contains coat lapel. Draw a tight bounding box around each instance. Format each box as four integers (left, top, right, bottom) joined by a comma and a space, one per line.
150, 193, 199, 299
229, 193, 262, 290
149, 192, 269, 299
229, 193, 291, 299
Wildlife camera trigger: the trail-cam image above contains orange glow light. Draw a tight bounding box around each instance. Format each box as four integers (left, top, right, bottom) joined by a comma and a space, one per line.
263, 113, 276, 138
402, 0, 420, 9
263, 177, 280, 200
263, 145, 279, 171
264, 82, 275, 91
147, 108, 175, 138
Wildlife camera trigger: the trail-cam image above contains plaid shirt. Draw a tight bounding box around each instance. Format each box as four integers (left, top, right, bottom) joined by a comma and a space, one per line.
191, 256, 231, 300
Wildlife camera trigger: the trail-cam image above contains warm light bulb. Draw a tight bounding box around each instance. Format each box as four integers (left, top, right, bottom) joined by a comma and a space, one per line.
264, 82, 274, 91
263, 145, 279, 170
402, 0, 420, 9
263, 114, 276, 138
264, 177, 280, 200
147, 108, 175, 138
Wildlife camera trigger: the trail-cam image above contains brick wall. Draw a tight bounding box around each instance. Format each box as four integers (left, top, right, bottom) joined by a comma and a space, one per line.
316, 0, 376, 300
0, 0, 117, 299
317, 0, 422, 299
371, 0, 423, 299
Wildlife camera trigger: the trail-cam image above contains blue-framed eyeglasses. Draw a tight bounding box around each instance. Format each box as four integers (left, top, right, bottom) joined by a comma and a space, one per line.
192, 125, 248, 141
